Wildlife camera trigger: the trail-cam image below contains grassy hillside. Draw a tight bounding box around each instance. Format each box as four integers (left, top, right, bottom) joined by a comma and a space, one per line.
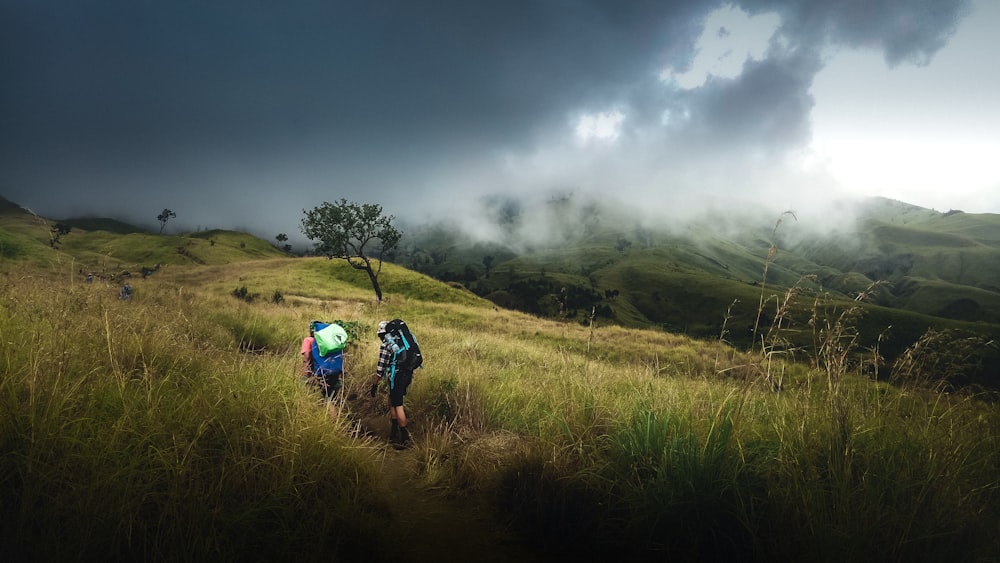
397, 197, 1000, 384
789, 199, 1000, 308
0, 197, 288, 276
0, 195, 65, 265
2, 205, 999, 561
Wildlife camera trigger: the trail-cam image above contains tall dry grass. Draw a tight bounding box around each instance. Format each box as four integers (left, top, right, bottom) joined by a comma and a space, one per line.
2, 257, 998, 561
0, 271, 395, 561
391, 263, 1000, 560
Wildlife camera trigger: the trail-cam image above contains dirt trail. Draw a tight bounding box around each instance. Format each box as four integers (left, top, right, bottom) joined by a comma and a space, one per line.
359, 415, 546, 563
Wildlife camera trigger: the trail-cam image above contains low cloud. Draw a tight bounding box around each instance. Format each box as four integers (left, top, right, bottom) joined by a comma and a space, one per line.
0, 0, 978, 243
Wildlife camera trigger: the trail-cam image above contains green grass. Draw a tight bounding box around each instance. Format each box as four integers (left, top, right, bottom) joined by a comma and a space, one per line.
2, 208, 999, 561
0, 201, 66, 267
0, 273, 396, 561
400, 199, 1000, 386
0, 201, 287, 276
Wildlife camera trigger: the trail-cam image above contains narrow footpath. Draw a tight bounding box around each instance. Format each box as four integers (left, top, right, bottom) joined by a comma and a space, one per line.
359, 415, 547, 563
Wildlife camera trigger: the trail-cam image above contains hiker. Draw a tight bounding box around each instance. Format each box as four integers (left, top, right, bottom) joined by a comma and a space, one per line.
300, 325, 316, 379
119, 283, 132, 301
303, 321, 347, 401
370, 320, 419, 447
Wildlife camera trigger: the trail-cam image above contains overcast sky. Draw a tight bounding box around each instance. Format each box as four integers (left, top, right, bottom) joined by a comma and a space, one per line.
2, 0, 997, 242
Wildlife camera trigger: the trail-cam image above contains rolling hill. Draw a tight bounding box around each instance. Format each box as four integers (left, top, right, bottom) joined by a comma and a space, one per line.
1, 193, 998, 561
2, 193, 998, 385
0, 195, 288, 273
394, 195, 1000, 385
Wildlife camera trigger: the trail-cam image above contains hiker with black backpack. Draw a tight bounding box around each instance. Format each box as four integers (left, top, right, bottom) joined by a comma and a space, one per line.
369, 319, 422, 447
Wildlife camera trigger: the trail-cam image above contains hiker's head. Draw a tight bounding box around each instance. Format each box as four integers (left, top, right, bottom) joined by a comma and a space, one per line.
377, 320, 389, 341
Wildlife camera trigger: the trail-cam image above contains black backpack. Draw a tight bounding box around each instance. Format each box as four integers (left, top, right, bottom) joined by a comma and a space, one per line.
384, 318, 423, 372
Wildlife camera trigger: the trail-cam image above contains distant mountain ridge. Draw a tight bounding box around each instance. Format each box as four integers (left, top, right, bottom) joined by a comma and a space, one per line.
393, 195, 1000, 384
0, 194, 287, 268
3, 193, 998, 385
789, 198, 1000, 323
397, 196, 999, 320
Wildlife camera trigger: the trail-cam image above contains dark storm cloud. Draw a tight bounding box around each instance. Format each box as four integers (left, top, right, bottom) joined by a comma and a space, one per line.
742, 0, 971, 66
672, 53, 820, 152
0, 0, 975, 238
643, 0, 970, 150
2, 1, 703, 156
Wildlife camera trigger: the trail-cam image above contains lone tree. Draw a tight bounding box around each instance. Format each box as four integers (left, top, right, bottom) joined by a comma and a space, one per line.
157, 209, 176, 234
300, 199, 401, 301
49, 222, 72, 248
275, 233, 292, 252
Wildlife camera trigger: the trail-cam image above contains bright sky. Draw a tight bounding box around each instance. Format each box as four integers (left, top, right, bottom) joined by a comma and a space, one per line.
640, 0, 998, 215
1, 0, 996, 240
808, 3, 1000, 213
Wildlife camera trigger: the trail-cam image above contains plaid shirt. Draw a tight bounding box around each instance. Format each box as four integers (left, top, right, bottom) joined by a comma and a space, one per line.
375, 340, 394, 380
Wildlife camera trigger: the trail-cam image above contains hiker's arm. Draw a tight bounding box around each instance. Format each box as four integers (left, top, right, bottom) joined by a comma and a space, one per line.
375, 343, 393, 379
300, 337, 315, 375
371, 343, 391, 396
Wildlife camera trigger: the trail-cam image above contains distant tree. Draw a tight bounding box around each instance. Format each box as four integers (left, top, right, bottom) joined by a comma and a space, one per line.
482, 255, 495, 277
300, 199, 401, 301
275, 233, 290, 252
49, 222, 72, 248
157, 209, 176, 234
615, 236, 632, 254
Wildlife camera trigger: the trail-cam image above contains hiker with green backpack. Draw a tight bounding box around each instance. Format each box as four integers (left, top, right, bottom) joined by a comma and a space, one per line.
369, 319, 423, 447
303, 320, 348, 401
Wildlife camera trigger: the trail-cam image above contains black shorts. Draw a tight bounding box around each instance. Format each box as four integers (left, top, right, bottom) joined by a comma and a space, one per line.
388, 369, 412, 407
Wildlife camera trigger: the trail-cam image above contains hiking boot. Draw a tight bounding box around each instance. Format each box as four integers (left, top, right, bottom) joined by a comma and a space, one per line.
392, 426, 411, 449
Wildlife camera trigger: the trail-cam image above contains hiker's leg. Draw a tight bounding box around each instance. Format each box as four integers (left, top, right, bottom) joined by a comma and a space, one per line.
390, 405, 407, 428
388, 395, 399, 440
388, 371, 412, 444
389, 405, 409, 445
388, 372, 411, 429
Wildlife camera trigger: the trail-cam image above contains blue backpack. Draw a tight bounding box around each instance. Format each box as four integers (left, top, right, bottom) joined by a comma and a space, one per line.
310, 321, 346, 378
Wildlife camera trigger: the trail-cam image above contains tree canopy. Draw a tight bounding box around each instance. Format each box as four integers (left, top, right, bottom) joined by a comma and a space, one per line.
157, 209, 176, 234
300, 199, 401, 301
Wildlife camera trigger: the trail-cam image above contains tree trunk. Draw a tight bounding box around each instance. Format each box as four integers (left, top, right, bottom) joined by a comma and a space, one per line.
366, 265, 383, 301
